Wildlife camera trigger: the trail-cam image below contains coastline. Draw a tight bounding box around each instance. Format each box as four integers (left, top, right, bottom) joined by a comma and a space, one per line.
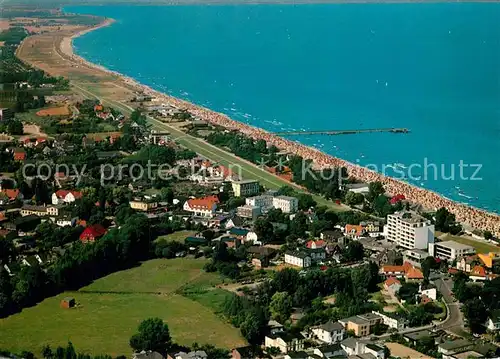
63, 17, 500, 236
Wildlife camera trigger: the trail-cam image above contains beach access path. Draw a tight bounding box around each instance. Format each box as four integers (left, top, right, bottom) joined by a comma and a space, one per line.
15, 21, 348, 212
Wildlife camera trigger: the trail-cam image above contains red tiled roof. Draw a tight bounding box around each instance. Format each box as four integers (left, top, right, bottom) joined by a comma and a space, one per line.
1, 189, 20, 200
306, 240, 326, 249
382, 265, 406, 274
79, 224, 107, 242
345, 224, 364, 236
406, 267, 424, 280
470, 265, 487, 277
14, 152, 26, 161
384, 277, 401, 287
187, 195, 219, 210
55, 189, 83, 200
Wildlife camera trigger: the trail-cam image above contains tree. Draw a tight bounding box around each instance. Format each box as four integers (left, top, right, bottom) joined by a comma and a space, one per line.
435, 207, 461, 234
254, 218, 274, 243
240, 310, 266, 344
367, 181, 385, 202
421, 256, 435, 283
269, 291, 293, 323
463, 298, 488, 334
343, 241, 364, 262
345, 191, 364, 206
6, 119, 23, 135
290, 212, 308, 238
297, 194, 316, 210
129, 317, 172, 353
484, 231, 493, 240
212, 241, 229, 262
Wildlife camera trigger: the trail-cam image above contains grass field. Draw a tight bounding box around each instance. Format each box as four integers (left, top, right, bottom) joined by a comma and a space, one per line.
439, 233, 500, 254
155, 230, 197, 244
0, 258, 245, 356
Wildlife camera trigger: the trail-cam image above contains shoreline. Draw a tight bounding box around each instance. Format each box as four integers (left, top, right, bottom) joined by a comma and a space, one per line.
63, 17, 500, 236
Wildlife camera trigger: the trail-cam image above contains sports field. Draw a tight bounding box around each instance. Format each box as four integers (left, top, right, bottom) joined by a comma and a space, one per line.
0, 258, 245, 356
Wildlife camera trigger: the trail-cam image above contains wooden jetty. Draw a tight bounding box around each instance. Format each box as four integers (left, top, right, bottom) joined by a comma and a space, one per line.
273, 128, 410, 136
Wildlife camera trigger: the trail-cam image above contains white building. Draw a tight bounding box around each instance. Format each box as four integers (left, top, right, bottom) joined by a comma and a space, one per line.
428, 241, 475, 261
183, 195, 219, 218
386, 211, 435, 250
371, 311, 407, 331
419, 285, 437, 301
311, 321, 345, 344
284, 251, 311, 268
272, 196, 299, 214
51, 190, 82, 205
486, 311, 500, 331
246, 195, 274, 209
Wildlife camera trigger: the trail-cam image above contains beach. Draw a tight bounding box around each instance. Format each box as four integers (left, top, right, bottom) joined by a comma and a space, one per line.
60, 17, 500, 236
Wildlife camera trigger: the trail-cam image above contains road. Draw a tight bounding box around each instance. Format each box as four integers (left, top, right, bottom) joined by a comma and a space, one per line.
434, 276, 466, 336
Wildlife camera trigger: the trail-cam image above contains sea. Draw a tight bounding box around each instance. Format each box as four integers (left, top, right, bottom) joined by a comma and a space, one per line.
65, 3, 500, 213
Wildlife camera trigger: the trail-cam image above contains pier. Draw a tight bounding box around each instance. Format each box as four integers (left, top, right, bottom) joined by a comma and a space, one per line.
273, 128, 410, 136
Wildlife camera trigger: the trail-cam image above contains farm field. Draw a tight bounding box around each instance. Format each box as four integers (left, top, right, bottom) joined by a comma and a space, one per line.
0, 258, 245, 356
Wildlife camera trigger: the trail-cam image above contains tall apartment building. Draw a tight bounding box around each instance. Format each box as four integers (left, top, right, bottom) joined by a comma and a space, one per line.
386, 211, 435, 250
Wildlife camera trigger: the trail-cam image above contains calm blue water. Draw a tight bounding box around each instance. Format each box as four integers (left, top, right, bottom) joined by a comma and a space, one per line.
66, 4, 500, 213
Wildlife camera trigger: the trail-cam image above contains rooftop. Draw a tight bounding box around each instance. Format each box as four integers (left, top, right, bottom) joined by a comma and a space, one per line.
436, 240, 475, 251
439, 339, 473, 351
390, 211, 429, 224
315, 320, 344, 332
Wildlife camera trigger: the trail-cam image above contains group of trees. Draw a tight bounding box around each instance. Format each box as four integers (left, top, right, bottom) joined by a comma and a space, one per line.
0, 118, 23, 135
221, 264, 381, 343
0, 209, 153, 318
434, 207, 462, 234
453, 272, 500, 333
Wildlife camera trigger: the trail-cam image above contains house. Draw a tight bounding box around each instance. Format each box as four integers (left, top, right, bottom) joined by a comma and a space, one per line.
0, 188, 23, 203
384, 277, 401, 295
419, 284, 437, 301
183, 195, 219, 217
478, 252, 500, 269
380, 262, 423, 282
245, 231, 259, 244
231, 346, 260, 359
232, 180, 260, 197
225, 216, 243, 229
264, 332, 305, 353
133, 351, 164, 359
130, 200, 158, 212
13, 149, 26, 162
306, 240, 326, 249
21, 204, 50, 217
406, 266, 424, 281
313, 344, 345, 359
268, 319, 285, 335
284, 251, 311, 268
167, 351, 207, 359
345, 224, 365, 239
52, 189, 83, 205
320, 229, 344, 241
438, 340, 474, 356
486, 310, 500, 331
340, 338, 385, 358
308, 248, 326, 262
339, 313, 382, 337
311, 321, 346, 344
469, 265, 488, 282
371, 310, 407, 330
456, 255, 479, 273
360, 221, 382, 237
79, 224, 107, 243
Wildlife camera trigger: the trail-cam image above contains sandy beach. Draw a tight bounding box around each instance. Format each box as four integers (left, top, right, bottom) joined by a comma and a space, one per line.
61, 17, 500, 236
